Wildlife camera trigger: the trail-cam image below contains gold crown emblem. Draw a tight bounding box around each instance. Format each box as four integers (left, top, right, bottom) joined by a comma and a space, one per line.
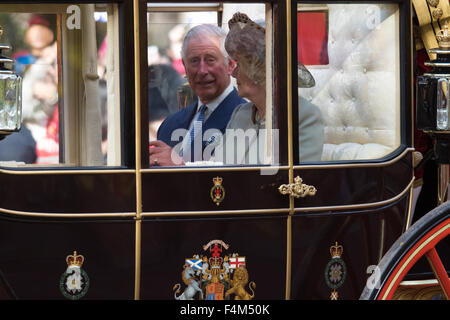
213, 177, 223, 185
66, 251, 84, 267
330, 242, 343, 258
209, 256, 223, 268
437, 25, 450, 48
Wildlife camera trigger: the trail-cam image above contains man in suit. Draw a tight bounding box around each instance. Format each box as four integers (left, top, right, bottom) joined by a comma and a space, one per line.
149, 24, 245, 166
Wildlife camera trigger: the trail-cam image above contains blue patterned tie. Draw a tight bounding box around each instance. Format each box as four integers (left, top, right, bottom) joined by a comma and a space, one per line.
181, 104, 207, 160
191, 104, 207, 144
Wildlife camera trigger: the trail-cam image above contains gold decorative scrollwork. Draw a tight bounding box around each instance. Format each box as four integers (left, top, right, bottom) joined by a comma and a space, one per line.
278, 176, 317, 198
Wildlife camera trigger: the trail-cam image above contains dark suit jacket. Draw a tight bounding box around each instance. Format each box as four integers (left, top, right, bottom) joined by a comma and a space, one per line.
0, 126, 37, 164
157, 88, 245, 153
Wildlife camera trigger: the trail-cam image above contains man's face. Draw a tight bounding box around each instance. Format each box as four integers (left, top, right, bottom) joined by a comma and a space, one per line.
183, 35, 234, 104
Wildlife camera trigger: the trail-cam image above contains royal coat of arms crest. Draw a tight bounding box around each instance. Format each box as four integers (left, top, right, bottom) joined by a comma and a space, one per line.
173, 240, 255, 300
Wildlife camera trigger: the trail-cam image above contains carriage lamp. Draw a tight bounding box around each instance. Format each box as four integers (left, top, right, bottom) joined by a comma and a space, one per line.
417, 25, 450, 131
416, 25, 450, 203
0, 26, 22, 141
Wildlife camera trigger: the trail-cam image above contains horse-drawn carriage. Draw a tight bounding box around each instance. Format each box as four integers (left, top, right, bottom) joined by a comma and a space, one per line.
0, 0, 447, 301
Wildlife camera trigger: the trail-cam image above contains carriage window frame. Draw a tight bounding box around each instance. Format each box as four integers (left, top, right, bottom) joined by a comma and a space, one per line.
293, 1, 412, 166
0, 1, 133, 170
144, 1, 279, 170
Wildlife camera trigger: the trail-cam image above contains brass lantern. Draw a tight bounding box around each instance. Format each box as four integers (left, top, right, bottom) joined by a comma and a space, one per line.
416, 25, 450, 204
0, 26, 22, 140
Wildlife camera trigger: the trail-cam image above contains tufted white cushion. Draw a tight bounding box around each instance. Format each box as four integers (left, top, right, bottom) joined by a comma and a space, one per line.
299, 4, 400, 161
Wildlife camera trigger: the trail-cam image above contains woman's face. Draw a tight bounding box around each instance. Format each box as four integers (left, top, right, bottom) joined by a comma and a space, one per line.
231, 58, 258, 100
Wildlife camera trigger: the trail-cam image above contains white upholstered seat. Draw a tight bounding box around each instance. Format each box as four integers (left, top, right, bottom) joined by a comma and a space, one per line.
298, 4, 401, 161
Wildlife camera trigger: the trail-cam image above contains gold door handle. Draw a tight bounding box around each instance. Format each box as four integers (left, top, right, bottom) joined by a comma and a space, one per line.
278, 176, 317, 198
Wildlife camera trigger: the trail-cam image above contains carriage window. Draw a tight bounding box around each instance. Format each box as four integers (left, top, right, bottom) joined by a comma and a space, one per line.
147, 2, 277, 168
296, 3, 401, 163
0, 3, 121, 167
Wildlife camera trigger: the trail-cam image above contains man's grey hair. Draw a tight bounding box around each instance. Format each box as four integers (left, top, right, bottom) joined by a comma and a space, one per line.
181, 24, 229, 63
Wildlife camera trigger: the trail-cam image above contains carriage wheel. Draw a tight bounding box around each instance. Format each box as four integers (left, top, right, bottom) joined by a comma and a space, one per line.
360, 201, 450, 300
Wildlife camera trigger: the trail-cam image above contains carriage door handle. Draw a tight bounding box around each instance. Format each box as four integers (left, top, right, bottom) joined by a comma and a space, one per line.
278, 176, 317, 198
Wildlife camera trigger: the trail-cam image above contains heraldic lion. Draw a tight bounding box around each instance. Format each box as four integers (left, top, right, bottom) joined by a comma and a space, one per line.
225, 267, 256, 300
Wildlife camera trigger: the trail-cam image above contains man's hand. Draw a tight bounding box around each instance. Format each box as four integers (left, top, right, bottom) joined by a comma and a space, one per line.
149, 140, 184, 166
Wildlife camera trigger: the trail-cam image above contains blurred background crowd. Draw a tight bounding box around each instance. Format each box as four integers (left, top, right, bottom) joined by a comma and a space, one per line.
0, 13, 59, 164
0, 10, 192, 165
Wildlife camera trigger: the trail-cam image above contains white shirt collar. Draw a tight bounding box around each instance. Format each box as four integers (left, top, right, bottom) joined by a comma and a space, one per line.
197, 82, 234, 117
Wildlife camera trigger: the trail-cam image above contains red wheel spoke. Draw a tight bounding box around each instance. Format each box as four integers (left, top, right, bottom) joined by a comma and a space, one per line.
425, 247, 450, 300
